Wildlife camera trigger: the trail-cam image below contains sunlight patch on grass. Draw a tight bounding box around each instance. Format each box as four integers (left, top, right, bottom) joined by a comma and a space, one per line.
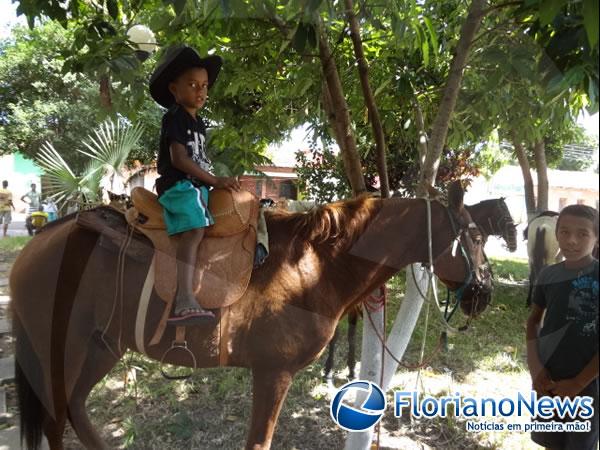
480, 351, 522, 372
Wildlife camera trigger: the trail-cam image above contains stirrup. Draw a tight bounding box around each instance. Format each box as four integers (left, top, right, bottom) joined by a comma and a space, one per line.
159, 340, 197, 380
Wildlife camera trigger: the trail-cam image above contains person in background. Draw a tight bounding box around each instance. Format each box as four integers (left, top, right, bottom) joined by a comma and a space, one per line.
30, 205, 49, 233
21, 183, 41, 236
0, 180, 15, 237
43, 198, 58, 222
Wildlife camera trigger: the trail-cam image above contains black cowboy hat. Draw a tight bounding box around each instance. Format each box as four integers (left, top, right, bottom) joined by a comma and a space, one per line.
149, 45, 222, 108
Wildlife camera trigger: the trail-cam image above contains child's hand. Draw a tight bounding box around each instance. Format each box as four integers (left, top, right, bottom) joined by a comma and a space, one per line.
549, 378, 585, 399
215, 176, 241, 191
532, 369, 555, 396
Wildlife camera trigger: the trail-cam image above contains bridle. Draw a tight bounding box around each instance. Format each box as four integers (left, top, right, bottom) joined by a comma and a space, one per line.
482, 199, 517, 251
444, 205, 492, 313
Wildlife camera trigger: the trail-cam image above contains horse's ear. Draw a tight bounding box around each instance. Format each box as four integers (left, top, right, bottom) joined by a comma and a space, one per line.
448, 180, 465, 210
426, 185, 442, 200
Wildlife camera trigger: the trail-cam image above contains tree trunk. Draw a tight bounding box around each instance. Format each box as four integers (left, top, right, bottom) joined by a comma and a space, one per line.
321, 81, 347, 155
344, 0, 390, 197
414, 99, 428, 170
533, 140, 549, 212
99, 74, 112, 110
512, 136, 537, 220
317, 21, 367, 196
419, 0, 485, 189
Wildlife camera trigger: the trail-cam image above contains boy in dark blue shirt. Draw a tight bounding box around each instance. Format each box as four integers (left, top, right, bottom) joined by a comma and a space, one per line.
527, 204, 599, 449
149, 45, 240, 326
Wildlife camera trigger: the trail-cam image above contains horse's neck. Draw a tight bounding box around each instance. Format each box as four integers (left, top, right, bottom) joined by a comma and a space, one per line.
467, 202, 497, 237
316, 199, 438, 315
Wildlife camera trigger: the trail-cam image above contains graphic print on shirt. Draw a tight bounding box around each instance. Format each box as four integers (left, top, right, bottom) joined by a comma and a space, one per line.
186, 129, 212, 173
566, 275, 599, 337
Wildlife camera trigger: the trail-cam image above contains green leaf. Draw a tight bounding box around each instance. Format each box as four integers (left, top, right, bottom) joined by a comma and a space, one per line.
106, 0, 119, 20
422, 16, 438, 56
174, 0, 187, 16
308, 0, 323, 13
421, 40, 429, 67
583, 0, 599, 47
292, 23, 308, 53
538, 0, 566, 26
391, 14, 406, 40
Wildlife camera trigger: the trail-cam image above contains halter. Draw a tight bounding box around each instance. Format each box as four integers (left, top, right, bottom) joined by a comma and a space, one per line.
441, 208, 476, 322
483, 200, 517, 251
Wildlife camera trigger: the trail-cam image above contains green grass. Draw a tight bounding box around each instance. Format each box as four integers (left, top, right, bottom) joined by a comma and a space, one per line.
0, 235, 31, 253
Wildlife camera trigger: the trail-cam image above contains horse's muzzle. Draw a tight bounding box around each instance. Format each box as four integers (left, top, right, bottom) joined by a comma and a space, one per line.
460, 266, 493, 317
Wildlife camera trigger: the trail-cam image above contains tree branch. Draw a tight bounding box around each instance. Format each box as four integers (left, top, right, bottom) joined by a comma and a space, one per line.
344, 0, 390, 197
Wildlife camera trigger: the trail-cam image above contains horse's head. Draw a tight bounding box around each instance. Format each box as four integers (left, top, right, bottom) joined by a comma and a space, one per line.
466, 198, 517, 252
435, 181, 493, 318
494, 198, 517, 252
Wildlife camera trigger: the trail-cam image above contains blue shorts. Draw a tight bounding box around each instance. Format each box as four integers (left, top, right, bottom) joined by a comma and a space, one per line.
158, 180, 214, 236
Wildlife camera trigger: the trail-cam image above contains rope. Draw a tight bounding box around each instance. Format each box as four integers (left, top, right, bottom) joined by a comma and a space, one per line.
101, 223, 135, 360
364, 306, 444, 370
363, 285, 386, 312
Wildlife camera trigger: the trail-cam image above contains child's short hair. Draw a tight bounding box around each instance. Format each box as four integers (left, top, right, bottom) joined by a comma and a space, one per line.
557, 204, 599, 236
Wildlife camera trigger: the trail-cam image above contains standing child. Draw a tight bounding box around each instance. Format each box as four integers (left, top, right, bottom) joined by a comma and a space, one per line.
149, 45, 240, 326
526, 204, 599, 450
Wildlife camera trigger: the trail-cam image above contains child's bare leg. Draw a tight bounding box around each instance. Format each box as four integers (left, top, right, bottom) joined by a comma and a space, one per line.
170, 228, 215, 323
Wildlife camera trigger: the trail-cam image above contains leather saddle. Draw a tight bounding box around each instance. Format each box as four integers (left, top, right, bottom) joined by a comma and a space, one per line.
125, 186, 259, 311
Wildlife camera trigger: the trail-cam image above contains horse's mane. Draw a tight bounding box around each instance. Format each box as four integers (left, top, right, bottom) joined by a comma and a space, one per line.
270, 196, 382, 252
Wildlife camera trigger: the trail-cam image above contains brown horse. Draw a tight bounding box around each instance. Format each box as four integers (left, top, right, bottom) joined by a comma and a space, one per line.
323, 197, 514, 381
11, 182, 490, 450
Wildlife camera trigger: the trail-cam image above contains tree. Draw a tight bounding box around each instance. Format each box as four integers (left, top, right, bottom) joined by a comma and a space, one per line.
456, 1, 598, 219
0, 22, 162, 172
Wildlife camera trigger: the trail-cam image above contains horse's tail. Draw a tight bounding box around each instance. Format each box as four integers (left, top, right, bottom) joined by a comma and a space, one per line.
533, 227, 546, 278
526, 227, 547, 307
13, 316, 45, 450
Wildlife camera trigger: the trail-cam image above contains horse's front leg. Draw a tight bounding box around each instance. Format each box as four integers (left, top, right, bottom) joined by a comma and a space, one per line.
246, 368, 293, 450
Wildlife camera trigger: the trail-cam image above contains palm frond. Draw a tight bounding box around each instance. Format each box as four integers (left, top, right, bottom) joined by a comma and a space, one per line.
35, 119, 144, 211
36, 142, 84, 209
78, 119, 145, 177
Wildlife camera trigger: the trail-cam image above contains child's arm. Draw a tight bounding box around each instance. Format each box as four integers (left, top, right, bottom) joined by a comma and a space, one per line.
170, 142, 240, 190
550, 353, 599, 398
526, 304, 554, 396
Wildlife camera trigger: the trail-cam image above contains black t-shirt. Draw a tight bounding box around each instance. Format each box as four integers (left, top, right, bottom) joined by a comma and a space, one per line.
156, 104, 212, 195
533, 259, 599, 380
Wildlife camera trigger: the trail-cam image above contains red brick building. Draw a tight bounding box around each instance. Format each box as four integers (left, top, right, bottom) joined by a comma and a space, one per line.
239, 165, 298, 200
